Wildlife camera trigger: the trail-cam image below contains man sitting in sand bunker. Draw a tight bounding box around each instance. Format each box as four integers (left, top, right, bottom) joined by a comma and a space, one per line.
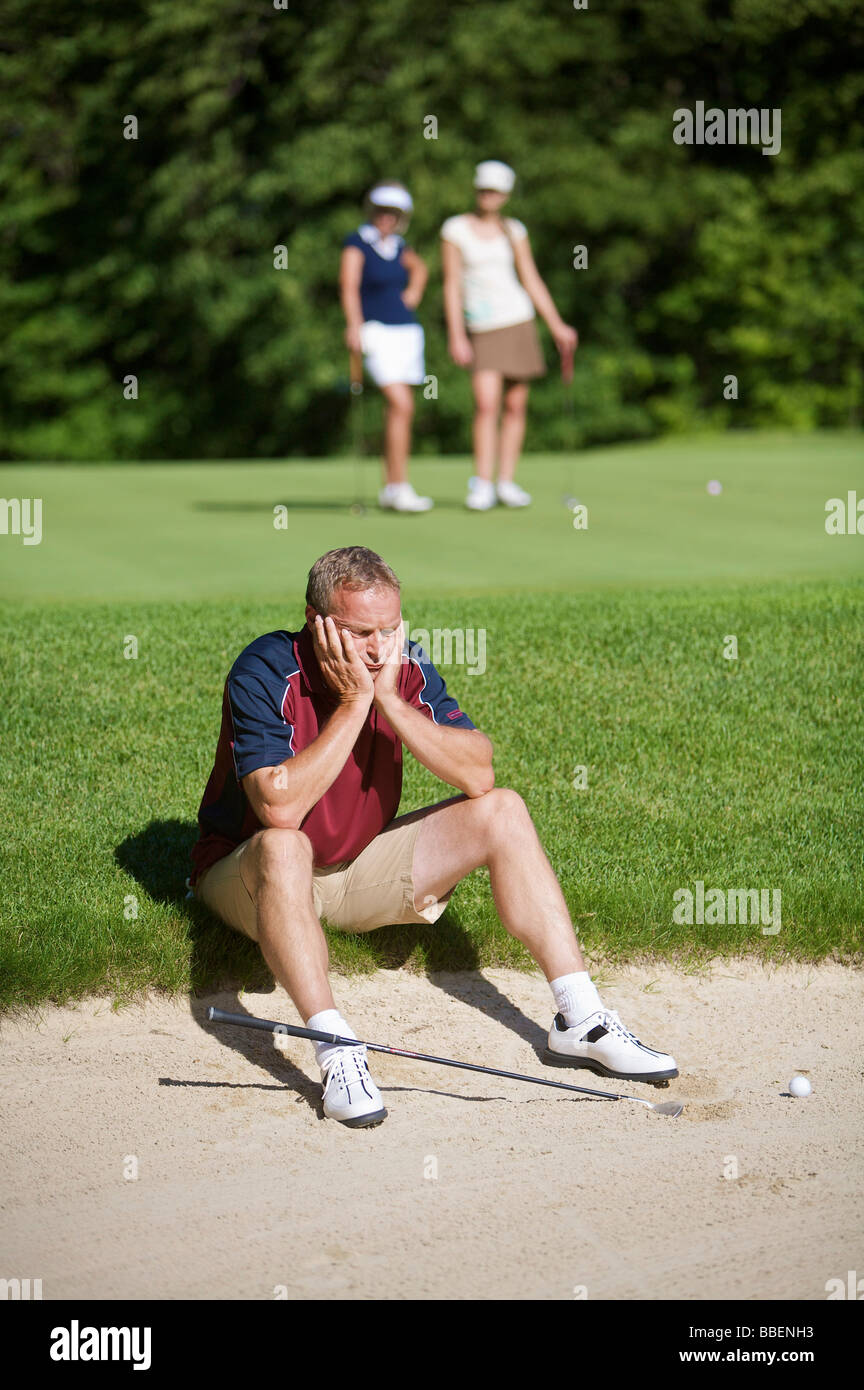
190, 546, 677, 1127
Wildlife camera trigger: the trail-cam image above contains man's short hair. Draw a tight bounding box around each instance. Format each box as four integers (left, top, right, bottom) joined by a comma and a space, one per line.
306, 547, 401, 614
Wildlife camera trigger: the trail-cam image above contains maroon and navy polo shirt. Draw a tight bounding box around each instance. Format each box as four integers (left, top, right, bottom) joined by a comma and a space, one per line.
190, 625, 476, 885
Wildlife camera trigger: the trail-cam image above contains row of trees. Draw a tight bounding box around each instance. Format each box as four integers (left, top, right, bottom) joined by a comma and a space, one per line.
2, 0, 862, 460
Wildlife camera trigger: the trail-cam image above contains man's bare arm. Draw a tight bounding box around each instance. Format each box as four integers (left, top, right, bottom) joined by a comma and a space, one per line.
242, 700, 370, 830
242, 615, 373, 830
375, 691, 494, 798
369, 629, 493, 797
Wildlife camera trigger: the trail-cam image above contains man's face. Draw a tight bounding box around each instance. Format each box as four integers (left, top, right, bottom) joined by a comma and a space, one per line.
306, 584, 402, 671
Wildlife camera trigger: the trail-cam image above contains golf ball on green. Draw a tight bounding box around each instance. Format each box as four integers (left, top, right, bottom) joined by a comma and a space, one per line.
789, 1075, 811, 1097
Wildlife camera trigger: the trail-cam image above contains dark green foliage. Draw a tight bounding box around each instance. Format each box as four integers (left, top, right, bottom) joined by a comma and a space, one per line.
1, 0, 862, 460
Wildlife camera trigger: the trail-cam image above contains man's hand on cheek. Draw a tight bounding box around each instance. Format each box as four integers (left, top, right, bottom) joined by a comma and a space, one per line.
312, 615, 374, 705
372, 624, 404, 707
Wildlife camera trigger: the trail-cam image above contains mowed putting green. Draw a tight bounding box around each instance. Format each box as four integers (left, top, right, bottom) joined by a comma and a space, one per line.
0, 432, 862, 1009
0, 431, 861, 604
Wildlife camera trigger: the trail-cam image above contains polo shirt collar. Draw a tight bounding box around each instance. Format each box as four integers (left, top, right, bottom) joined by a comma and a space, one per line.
358, 222, 401, 261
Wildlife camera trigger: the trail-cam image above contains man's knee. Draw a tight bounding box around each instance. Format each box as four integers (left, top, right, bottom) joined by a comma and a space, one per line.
247, 827, 314, 893
472, 786, 531, 837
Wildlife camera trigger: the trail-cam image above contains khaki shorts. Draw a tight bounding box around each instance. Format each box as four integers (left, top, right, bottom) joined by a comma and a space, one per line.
193, 807, 454, 941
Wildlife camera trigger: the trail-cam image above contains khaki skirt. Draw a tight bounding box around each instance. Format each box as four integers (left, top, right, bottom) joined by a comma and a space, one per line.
468, 318, 546, 380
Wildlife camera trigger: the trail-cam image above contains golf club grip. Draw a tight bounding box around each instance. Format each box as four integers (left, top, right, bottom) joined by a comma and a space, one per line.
206, 1007, 620, 1100
349, 350, 363, 388
208, 1007, 346, 1047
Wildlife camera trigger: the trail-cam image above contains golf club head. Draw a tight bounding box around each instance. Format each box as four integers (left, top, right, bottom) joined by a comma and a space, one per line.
651, 1100, 685, 1117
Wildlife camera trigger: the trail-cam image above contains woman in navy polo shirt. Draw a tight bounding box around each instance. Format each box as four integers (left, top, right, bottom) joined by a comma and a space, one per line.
340, 181, 433, 512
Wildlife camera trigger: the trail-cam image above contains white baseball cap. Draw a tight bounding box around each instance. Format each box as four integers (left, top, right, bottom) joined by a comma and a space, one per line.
368, 184, 414, 213
473, 160, 516, 193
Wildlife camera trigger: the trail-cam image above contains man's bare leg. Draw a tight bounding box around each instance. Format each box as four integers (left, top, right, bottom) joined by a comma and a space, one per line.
411, 788, 585, 979
239, 827, 388, 1124
238, 827, 335, 1020
410, 789, 679, 1082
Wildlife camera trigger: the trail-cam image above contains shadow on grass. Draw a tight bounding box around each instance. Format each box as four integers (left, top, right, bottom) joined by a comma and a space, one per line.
115, 818, 269, 995
192, 499, 468, 514
193, 500, 351, 513
116, 819, 548, 1096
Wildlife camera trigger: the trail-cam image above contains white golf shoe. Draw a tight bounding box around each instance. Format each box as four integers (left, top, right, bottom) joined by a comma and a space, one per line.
320, 1045, 388, 1128
496, 479, 532, 507
378, 481, 434, 512
465, 476, 497, 510
545, 1009, 678, 1083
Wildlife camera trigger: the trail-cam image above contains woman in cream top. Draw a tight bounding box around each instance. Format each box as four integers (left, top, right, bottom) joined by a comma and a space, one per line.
442, 161, 577, 510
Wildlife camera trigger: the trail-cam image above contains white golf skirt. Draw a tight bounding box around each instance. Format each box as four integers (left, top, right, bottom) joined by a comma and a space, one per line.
361, 320, 425, 387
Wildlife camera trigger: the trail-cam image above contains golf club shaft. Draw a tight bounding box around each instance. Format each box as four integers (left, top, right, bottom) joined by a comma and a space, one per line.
559, 346, 578, 508
349, 349, 363, 389
207, 1006, 622, 1102
349, 349, 365, 510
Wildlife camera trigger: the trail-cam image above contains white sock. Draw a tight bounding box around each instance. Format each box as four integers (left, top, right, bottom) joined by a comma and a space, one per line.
307, 1009, 358, 1071
550, 972, 603, 1027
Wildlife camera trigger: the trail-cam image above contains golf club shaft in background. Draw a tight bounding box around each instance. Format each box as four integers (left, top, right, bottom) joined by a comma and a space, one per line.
560, 341, 575, 386
349, 349, 364, 389
207, 1006, 621, 1102
560, 342, 578, 507
349, 349, 365, 511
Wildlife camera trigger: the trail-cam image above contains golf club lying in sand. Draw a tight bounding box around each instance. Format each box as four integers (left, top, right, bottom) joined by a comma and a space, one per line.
207, 1007, 684, 1117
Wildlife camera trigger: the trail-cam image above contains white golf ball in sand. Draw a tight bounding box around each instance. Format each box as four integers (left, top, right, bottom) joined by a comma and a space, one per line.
789, 1075, 811, 1097
707, 480, 723, 495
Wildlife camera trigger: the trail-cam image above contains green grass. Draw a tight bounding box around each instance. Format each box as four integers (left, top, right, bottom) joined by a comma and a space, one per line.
1, 431, 862, 604
1, 433, 861, 1009
1, 576, 862, 1011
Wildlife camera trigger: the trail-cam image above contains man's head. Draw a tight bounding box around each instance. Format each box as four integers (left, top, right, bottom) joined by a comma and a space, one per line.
305, 547, 402, 671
